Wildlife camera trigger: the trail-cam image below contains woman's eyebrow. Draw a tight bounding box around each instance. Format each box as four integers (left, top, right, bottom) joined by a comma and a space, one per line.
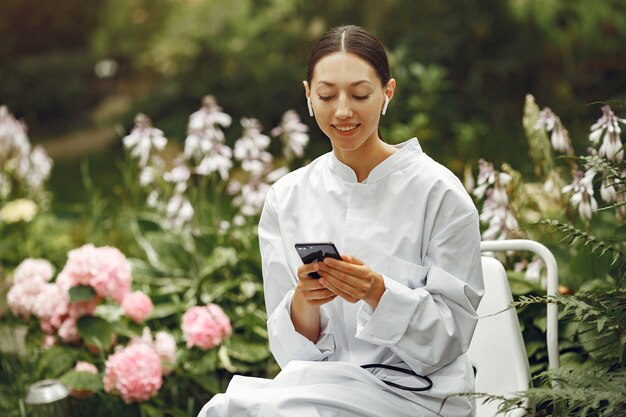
315, 80, 373, 87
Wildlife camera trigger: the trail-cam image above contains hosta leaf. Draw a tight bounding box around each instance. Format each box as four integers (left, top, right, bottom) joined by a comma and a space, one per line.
77, 316, 116, 351
189, 374, 220, 394
59, 370, 103, 392
69, 286, 97, 303
226, 338, 271, 363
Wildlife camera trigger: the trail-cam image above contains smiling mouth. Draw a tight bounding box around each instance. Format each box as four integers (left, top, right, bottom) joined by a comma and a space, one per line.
332, 124, 360, 133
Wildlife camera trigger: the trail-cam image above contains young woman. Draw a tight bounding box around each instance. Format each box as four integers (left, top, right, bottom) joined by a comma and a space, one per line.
199, 25, 484, 417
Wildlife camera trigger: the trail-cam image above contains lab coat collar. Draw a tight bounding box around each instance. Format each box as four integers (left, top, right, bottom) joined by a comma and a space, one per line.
328, 138, 423, 184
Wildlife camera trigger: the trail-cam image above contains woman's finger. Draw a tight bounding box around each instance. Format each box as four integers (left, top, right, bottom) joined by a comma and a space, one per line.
319, 275, 359, 303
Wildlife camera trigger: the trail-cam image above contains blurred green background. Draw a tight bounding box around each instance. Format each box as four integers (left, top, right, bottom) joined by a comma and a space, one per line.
1, 0, 625, 205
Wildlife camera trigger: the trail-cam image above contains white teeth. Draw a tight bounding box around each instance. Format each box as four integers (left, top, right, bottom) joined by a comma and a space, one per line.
335, 125, 357, 132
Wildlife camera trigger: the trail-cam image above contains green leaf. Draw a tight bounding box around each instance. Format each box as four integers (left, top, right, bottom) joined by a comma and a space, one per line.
525, 340, 545, 358
150, 302, 183, 319
189, 374, 220, 394
226, 338, 271, 363
140, 403, 164, 417
77, 316, 116, 351
69, 285, 97, 303
59, 370, 103, 392
36, 347, 76, 379
218, 345, 237, 373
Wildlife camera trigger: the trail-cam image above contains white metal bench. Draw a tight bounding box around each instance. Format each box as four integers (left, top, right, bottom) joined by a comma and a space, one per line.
467, 240, 560, 417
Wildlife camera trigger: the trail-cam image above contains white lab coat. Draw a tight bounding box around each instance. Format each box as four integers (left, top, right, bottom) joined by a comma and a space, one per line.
199, 138, 484, 417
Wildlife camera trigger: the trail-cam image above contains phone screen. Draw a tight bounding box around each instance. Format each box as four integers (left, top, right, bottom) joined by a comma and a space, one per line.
295, 243, 341, 278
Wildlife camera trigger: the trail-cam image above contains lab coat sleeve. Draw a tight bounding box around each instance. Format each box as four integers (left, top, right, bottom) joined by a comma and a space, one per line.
258, 187, 336, 368
355, 209, 484, 376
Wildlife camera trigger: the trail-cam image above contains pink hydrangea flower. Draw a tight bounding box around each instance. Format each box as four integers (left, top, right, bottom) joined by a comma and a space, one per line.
42, 335, 56, 349
58, 317, 80, 343
75, 361, 98, 374
131, 328, 177, 375
60, 244, 132, 303
32, 283, 68, 332
12, 258, 55, 284
121, 291, 154, 323
154, 331, 177, 374
72, 361, 99, 398
7, 258, 56, 318
182, 304, 232, 350
103, 343, 163, 403
7, 281, 43, 318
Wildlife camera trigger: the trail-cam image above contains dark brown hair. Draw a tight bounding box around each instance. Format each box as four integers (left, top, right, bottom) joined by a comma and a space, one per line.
306, 25, 391, 87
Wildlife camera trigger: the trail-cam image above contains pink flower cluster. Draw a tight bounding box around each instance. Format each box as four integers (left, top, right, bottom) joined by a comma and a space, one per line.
7, 259, 56, 318
6, 259, 75, 342
58, 244, 132, 303
182, 304, 232, 350
133, 328, 177, 374
103, 343, 163, 403
6, 244, 144, 345
71, 361, 99, 399
121, 291, 154, 323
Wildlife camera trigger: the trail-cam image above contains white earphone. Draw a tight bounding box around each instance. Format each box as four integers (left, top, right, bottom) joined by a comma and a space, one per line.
307, 96, 314, 117
382, 95, 390, 116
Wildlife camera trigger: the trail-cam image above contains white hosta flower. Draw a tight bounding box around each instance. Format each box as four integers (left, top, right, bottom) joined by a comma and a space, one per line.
234, 181, 270, 216
600, 178, 617, 203
233, 214, 245, 227
536, 107, 573, 154
562, 170, 598, 222
139, 166, 157, 187
0, 198, 38, 223
163, 164, 191, 193
188, 96, 232, 132
218, 220, 230, 234
123, 114, 167, 167
235, 118, 273, 177
514, 258, 544, 284
184, 96, 232, 171
266, 166, 289, 183
475, 163, 519, 240
147, 190, 160, 208
165, 194, 194, 230
25, 145, 53, 190
227, 179, 242, 195
194, 145, 233, 180
271, 110, 309, 159
472, 159, 496, 199
589, 105, 625, 162
0, 105, 31, 162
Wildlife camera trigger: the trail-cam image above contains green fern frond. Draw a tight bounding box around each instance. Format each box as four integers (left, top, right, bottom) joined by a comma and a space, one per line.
538, 219, 625, 265
468, 367, 626, 417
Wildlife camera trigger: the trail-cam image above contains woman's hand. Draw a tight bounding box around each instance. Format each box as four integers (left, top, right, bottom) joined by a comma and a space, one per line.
295, 262, 338, 307
290, 262, 337, 343
318, 255, 386, 309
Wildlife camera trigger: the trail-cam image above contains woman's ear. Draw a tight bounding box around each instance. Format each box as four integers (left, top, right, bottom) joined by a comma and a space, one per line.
385, 78, 396, 101
382, 78, 396, 115
303, 81, 313, 117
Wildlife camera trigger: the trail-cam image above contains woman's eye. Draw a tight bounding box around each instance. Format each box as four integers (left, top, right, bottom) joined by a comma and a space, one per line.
318, 95, 334, 101
354, 95, 370, 101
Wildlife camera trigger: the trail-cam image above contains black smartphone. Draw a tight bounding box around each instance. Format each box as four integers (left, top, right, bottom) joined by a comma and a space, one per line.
295, 242, 342, 278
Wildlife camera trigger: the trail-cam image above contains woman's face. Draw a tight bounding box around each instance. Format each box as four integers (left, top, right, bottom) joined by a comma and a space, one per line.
306, 52, 394, 154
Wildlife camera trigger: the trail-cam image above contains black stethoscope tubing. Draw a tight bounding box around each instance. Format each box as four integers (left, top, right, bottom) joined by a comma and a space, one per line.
361, 363, 433, 392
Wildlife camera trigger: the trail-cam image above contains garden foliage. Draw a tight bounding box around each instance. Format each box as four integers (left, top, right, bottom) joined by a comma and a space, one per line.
0, 98, 309, 416
469, 96, 625, 416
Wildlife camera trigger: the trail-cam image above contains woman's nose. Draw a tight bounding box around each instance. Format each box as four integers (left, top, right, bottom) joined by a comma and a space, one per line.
334, 95, 353, 119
